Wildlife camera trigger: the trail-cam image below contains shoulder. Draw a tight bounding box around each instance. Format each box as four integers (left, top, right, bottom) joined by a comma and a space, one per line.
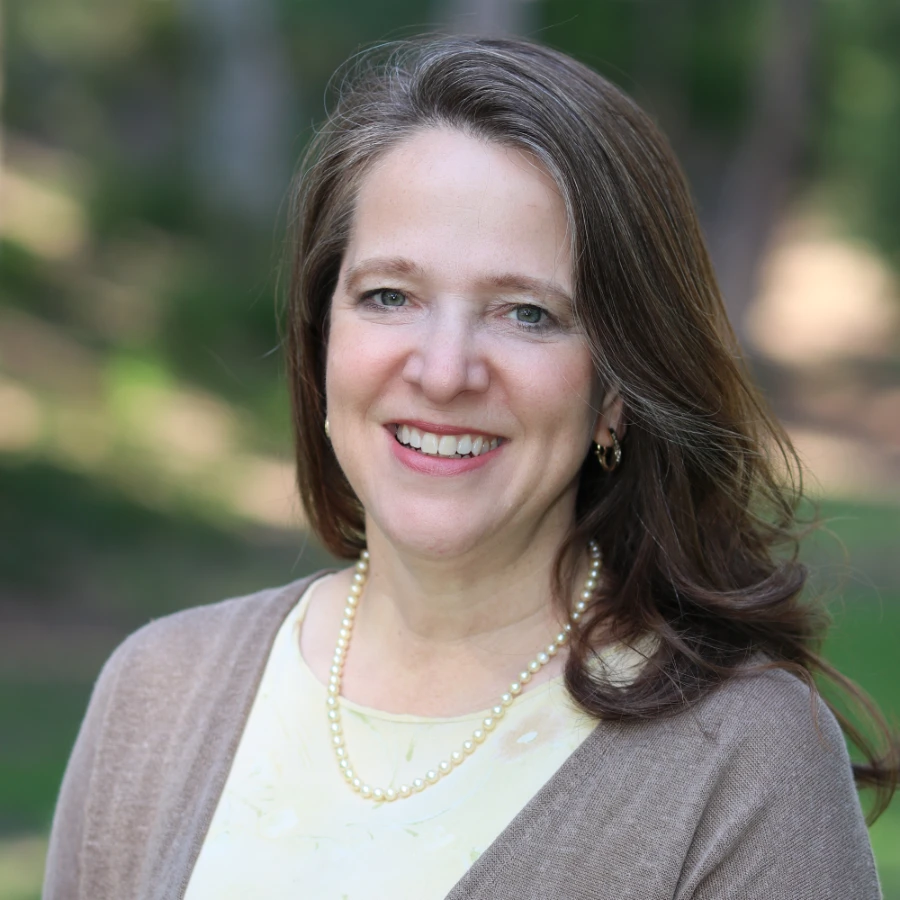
493, 665, 876, 900
110, 576, 309, 658
632, 662, 857, 803
694, 662, 834, 729
589, 663, 847, 773
679, 667, 873, 884
688, 663, 847, 767
592, 665, 877, 898
664, 667, 879, 898
579, 663, 862, 830
44, 572, 333, 899
74, 570, 334, 791
95, 572, 330, 709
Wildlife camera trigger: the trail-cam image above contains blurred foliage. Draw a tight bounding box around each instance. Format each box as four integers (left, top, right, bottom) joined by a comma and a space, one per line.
4, 0, 900, 259
0, 454, 333, 623
2, 0, 899, 428
818, 0, 900, 267
545, 0, 761, 132
2, 0, 899, 896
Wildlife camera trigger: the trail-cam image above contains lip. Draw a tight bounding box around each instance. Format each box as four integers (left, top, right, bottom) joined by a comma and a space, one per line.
384, 424, 504, 476
390, 419, 504, 439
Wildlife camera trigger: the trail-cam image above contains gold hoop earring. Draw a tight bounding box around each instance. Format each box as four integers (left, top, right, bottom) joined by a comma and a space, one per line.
595, 428, 622, 472
324, 418, 330, 439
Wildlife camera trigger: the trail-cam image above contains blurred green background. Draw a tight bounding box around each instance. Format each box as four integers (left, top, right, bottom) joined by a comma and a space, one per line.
1, 0, 898, 897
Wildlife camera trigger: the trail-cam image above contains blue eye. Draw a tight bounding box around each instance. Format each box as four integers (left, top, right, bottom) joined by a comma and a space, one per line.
370, 289, 407, 307
510, 305, 546, 326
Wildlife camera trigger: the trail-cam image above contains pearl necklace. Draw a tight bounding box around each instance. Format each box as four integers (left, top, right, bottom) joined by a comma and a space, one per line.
327, 542, 601, 802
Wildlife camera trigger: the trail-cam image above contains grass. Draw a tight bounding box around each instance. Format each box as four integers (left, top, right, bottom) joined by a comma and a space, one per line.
0, 495, 897, 899
822, 599, 900, 897
0, 683, 94, 834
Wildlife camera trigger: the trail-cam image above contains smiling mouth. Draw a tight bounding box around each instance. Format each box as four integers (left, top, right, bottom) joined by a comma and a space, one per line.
392, 424, 502, 459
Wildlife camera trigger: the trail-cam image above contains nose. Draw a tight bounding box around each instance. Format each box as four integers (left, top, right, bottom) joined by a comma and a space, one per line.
401, 308, 490, 403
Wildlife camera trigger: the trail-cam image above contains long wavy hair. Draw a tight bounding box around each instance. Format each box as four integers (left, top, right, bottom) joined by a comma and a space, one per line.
284, 35, 898, 818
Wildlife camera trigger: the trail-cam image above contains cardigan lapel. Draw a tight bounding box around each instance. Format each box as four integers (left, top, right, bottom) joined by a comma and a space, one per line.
164, 575, 325, 900
162, 570, 613, 900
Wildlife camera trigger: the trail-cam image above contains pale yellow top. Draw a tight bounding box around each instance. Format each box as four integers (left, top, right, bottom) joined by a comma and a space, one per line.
185, 575, 647, 900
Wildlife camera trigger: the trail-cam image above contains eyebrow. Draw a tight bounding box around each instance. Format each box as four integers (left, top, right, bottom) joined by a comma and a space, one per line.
342, 257, 426, 292
342, 256, 574, 308
483, 272, 574, 309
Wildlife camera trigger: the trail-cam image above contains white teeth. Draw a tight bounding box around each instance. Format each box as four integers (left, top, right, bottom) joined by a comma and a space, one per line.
420, 432, 439, 455
394, 426, 501, 458
437, 435, 457, 457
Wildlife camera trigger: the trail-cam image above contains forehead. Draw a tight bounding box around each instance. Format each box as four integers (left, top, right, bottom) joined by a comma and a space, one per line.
344, 128, 573, 293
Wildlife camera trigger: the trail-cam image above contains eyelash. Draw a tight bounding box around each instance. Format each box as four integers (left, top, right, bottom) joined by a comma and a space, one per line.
506, 304, 555, 334
359, 289, 558, 335
360, 288, 408, 311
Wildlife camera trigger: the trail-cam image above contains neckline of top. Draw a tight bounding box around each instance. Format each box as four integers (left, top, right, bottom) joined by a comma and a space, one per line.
291, 573, 574, 725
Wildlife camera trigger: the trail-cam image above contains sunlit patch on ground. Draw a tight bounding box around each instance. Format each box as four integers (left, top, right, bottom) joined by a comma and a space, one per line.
790, 426, 900, 503
0, 161, 88, 262
750, 215, 900, 364
745, 213, 900, 503
0, 834, 46, 900
0, 381, 43, 452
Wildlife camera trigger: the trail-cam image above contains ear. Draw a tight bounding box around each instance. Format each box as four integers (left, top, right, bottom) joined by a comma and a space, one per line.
593, 390, 625, 447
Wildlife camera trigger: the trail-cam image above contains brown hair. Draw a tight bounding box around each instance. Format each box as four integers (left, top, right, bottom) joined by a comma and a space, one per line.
285, 35, 898, 817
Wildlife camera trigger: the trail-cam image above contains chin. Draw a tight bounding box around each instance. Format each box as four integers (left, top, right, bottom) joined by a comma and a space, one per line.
369, 509, 498, 561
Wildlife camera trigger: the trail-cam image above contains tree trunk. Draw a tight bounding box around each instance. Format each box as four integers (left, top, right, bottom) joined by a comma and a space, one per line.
433, 0, 538, 36
0, 0, 5, 205
707, 0, 816, 348
179, 0, 293, 226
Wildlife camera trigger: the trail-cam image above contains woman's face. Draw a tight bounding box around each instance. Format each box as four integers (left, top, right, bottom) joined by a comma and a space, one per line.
326, 128, 604, 561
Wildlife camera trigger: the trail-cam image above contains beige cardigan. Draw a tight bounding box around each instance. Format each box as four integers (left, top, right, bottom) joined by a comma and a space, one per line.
43, 574, 881, 899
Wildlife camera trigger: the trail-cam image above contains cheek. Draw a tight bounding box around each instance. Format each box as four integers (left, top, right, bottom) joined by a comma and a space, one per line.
325, 316, 361, 411
513, 350, 598, 429
325, 315, 403, 410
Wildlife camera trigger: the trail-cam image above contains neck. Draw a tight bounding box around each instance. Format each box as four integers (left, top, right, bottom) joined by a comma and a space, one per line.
329, 517, 593, 716
358, 523, 575, 648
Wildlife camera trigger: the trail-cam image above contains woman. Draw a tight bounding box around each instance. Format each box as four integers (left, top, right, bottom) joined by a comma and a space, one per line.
44, 36, 895, 899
